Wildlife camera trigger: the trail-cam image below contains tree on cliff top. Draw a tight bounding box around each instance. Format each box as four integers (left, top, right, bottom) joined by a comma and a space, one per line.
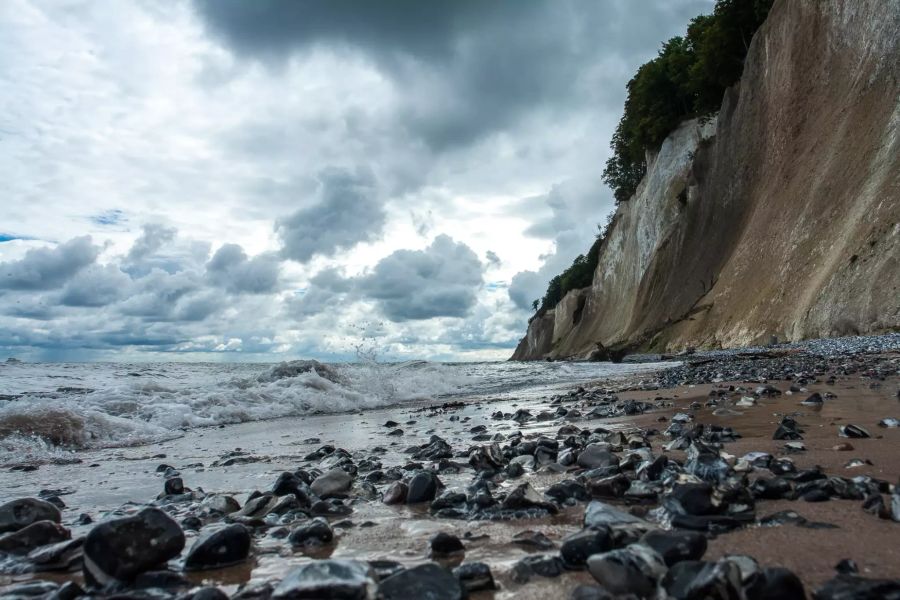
602, 0, 773, 203
535, 0, 772, 314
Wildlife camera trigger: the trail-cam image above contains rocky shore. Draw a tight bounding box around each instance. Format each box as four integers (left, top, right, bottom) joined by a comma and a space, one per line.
1, 345, 899, 599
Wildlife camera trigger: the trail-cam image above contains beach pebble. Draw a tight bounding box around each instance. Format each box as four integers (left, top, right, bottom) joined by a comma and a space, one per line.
640, 530, 707, 566
587, 543, 667, 596
311, 468, 352, 497
406, 472, 439, 504
0, 498, 61, 533
577, 444, 616, 469
560, 527, 613, 567
0, 521, 70, 555
380, 563, 462, 600
839, 424, 870, 439
164, 477, 184, 495
813, 574, 900, 600
184, 524, 251, 570
511, 554, 564, 583
289, 517, 334, 547
202, 494, 241, 515
272, 559, 376, 599
430, 532, 464, 556
83, 507, 184, 585
383, 482, 408, 505
453, 562, 495, 593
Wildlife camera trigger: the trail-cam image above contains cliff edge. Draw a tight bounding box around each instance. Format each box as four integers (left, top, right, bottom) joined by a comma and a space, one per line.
512, 0, 900, 360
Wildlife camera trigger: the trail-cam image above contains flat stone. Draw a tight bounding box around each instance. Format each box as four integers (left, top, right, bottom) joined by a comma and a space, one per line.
288, 517, 334, 547
587, 543, 667, 597
184, 524, 251, 570
379, 563, 462, 600
640, 530, 707, 566
0, 498, 61, 534
311, 469, 353, 498
0, 521, 70, 555
83, 507, 185, 585
272, 559, 376, 599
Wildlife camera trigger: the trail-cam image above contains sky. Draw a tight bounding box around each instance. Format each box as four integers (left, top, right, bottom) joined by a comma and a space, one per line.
0, 0, 712, 362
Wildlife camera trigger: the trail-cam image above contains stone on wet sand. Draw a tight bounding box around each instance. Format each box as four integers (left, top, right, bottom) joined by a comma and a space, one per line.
812, 574, 900, 600
453, 562, 495, 594
640, 530, 707, 566
745, 567, 805, 600
430, 532, 464, 556
584, 500, 648, 528
0, 498, 62, 533
184, 524, 252, 570
164, 477, 184, 495
560, 527, 614, 567
838, 425, 870, 439
202, 494, 241, 514
0, 520, 70, 555
83, 507, 185, 585
406, 472, 440, 504
383, 482, 408, 505
577, 444, 617, 469
511, 554, 564, 583
587, 543, 667, 597
272, 559, 376, 599
288, 517, 334, 547
311, 469, 353, 498
379, 563, 462, 600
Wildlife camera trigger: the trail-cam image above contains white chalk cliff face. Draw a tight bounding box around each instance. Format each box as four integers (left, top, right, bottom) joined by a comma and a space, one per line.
513, 0, 900, 360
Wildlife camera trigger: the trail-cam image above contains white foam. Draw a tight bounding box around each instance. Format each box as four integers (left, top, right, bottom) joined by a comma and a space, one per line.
0, 359, 667, 464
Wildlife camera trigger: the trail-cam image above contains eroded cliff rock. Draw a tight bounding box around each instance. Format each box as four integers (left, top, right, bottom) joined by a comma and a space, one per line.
513, 0, 900, 360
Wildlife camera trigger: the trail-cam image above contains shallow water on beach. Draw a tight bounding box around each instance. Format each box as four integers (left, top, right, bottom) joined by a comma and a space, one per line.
0, 359, 669, 465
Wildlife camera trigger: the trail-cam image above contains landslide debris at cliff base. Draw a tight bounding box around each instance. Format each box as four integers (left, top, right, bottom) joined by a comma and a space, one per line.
513, 0, 900, 361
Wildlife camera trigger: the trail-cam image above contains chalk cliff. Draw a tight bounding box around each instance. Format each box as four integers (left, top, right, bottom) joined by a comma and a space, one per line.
512, 0, 899, 360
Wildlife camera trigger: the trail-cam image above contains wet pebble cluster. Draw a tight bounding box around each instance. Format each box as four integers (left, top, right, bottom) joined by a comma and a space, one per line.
2, 348, 900, 599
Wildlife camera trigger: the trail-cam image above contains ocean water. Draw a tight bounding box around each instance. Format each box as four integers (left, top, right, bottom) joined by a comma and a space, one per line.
0, 359, 667, 465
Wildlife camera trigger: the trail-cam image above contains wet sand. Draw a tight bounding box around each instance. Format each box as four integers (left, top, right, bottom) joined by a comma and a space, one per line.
1, 356, 898, 598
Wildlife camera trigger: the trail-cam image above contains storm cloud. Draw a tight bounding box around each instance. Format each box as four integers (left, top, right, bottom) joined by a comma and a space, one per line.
0, 237, 98, 291
277, 167, 385, 263
2, 0, 716, 360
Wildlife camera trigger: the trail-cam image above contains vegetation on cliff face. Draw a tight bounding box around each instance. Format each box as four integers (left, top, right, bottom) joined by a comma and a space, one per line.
602, 0, 773, 203
534, 0, 773, 314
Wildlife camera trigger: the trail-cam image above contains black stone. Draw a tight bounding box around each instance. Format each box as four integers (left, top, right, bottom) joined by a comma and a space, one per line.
0, 520, 69, 555
184, 524, 252, 570
380, 563, 463, 600
511, 554, 564, 583
406, 472, 439, 504
430, 532, 464, 556
640, 530, 708, 566
560, 527, 614, 567
453, 562, 495, 593
164, 477, 184, 495
82, 507, 185, 585
288, 517, 334, 547
0, 498, 62, 533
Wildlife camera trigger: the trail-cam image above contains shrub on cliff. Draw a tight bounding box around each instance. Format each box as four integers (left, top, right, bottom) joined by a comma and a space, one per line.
602, 0, 773, 203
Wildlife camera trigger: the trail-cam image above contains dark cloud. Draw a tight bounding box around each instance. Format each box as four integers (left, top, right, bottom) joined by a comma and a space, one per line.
360, 234, 483, 321
126, 224, 177, 262
485, 250, 501, 266
60, 264, 132, 307
193, 0, 713, 150
277, 166, 385, 262
0, 236, 98, 290
206, 243, 280, 294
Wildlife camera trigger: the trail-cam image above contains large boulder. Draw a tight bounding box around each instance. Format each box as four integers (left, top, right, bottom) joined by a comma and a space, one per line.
83, 508, 185, 585
0, 498, 61, 533
272, 559, 376, 599
184, 524, 251, 571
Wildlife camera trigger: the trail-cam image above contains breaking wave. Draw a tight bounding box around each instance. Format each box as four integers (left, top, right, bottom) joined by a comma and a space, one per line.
0, 360, 472, 464
0, 358, 669, 465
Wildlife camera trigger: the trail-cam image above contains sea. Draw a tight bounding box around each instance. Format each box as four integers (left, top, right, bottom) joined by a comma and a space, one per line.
0, 359, 668, 466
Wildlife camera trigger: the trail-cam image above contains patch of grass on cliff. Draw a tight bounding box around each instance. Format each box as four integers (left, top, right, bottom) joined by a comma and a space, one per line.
602, 0, 773, 203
